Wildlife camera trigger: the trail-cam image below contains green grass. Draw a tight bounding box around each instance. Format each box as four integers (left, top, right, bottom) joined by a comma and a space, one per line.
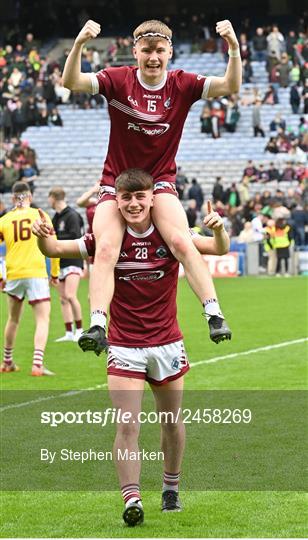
0, 276, 307, 537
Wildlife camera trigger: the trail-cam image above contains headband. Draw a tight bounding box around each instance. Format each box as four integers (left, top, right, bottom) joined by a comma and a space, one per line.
134, 32, 172, 45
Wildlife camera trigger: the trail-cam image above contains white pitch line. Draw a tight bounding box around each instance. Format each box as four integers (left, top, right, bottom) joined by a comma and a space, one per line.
0, 338, 306, 412
190, 337, 308, 368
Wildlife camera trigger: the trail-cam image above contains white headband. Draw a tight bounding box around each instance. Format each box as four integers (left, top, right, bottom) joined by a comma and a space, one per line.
134, 32, 172, 45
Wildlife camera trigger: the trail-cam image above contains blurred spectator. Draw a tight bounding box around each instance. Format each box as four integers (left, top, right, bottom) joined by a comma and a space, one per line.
238, 221, 255, 242
212, 177, 224, 203
239, 33, 251, 60
269, 113, 286, 134
210, 100, 225, 138
49, 107, 63, 126
252, 27, 267, 62
268, 162, 281, 181
243, 160, 258, 182
262, 84, 279, 105
286, 30, 298, 62
291, 203, 307, 246
186, 199, 198, 228
290, 84, 301, 114
252, 98, 265, 137
188, 178, 204, 211
224, 183, 241, 208
267, 25, 285, 60
200, 104, 212, 134
76, 182, 101, 234
0, 158, 19, 193
224, 96, 240, 132
242, 58, 253, 83
273, 218, 293, 276
290, 60, 301, 84
276, 52, 291, 87
237, 177, 250, 205
257, 164, 270, 183
20, 162, 37, 193
175, 167, 189, 201
280, 162, 296, 182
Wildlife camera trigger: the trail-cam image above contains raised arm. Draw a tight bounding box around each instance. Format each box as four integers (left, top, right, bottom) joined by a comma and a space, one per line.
62, 20, 101, 93
76, 182, 100, 207
192, 201, 230, 255
207, 20, 242, 98
32, 209, 80, 258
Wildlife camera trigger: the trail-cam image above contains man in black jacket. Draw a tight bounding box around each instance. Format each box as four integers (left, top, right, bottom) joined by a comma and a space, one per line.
48, 186, 84, 341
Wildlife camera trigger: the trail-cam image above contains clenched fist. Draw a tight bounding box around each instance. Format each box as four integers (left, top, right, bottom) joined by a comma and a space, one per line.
75, 19, 101, 46
216, 20, 239, 50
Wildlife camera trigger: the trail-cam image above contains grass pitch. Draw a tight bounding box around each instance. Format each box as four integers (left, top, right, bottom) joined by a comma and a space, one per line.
0, 276, 307, 537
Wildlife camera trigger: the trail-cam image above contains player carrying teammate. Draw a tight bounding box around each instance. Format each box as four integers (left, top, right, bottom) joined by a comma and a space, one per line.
0, 182, 58, 376
62, 18, 241, 354
33, 168, 230, 525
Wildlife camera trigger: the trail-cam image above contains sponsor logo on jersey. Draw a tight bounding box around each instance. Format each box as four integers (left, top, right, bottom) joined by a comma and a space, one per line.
128, 122, 170, 136
156, 246, 168, 258
164, 97, 171, 108
128, 95, 138, 106
119, 270, 164, 281
171, 358, 180, 370
143, 94, 162, 99
132, 241, 151, 247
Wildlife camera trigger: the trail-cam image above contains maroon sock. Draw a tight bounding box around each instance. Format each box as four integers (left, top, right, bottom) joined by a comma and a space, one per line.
75, 320, 82, 329
65, 322, 73, 332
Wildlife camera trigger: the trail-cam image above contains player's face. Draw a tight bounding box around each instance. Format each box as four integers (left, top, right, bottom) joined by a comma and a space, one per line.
133, 39, 172, 84
117, 189, 154, 228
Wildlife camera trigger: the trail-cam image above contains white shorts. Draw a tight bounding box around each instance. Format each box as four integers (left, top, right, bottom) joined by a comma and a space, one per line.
107, 340, 189, 385
59, 266, 83, 281
5, 278, 50, 304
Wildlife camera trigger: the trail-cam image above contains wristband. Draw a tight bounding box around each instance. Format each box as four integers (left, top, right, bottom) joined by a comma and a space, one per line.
228, 48, 240, 58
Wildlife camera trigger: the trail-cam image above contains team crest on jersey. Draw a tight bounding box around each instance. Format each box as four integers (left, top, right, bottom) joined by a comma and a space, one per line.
171, 358, 180, 370
58, 221, 65, 232
128, 95, 138, 107
156, 246, 168, 258
128, 122, 170, 136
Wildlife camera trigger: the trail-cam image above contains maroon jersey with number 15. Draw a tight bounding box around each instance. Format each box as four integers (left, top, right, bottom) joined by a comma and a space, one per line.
79, 224, 182, 347
91, 66, 209, 187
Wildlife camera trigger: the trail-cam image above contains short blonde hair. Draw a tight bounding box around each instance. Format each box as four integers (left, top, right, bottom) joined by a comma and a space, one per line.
133, 19, 172, 43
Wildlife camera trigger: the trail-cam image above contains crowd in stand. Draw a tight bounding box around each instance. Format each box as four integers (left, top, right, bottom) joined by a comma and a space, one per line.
177, 164, 307, 255
0, 138, 39, 194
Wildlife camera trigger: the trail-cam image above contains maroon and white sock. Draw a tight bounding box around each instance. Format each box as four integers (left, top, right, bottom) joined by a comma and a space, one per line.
65, 322, 73, 332
163, 471, 180, 492
33, 349, 44, 369
121, 483, 142, 508
75, 320, 82, 329
3, 347, 13, 366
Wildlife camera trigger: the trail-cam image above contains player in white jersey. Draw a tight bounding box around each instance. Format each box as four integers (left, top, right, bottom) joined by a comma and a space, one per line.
62, 18, 241, 354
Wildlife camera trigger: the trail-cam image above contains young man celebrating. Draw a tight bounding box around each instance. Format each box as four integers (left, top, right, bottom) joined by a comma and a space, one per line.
0, 182, 58, 376
33, 168, 230, 526
62, 18, 241, 354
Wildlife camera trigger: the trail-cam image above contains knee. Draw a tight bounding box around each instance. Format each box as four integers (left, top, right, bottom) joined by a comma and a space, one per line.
117, 420, 140, 440
169, 231, 191, 259
161, 419, 183, 436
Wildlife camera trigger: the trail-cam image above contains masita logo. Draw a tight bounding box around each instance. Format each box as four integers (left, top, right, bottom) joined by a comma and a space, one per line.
128, 122, 170, 136
119, 270, 164, 281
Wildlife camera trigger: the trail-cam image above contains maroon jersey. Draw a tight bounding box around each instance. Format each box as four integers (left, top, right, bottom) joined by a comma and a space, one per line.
80, 224, 182, 347
86, 203, 96, 234
91, 66, 209, 186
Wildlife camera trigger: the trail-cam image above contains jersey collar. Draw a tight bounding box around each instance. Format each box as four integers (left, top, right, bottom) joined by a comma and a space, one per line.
126, 223, 154, 238
136, 69, 167, 91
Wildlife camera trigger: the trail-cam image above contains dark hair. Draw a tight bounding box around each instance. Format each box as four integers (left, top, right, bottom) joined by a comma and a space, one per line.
12, 181, 31, 194
115, 168, 153, 192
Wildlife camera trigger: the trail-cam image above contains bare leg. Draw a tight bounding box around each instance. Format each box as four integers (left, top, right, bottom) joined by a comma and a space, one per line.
63, 274, 82, 322
150, 376, 185, 475
152, 194, 217, 302
4, 295, 24, 349
108, 375, 145, 487
32, 300, 50, 352
57, 280, 74, 327
90, 201, 125, 315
